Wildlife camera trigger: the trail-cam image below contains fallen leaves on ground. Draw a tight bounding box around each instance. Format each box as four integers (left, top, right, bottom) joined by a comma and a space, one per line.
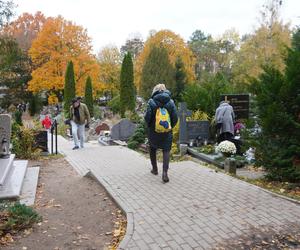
214, 224, 300, 250
108, 209, 126, 250
247, 179, 300, 201
0, 233, 14, 245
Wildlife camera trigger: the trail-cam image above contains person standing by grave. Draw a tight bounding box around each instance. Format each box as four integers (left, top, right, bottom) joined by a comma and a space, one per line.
215, 101, 235, 143
144, 84, 178, 183
41, 115, 52, 130
70, 97, 90, 150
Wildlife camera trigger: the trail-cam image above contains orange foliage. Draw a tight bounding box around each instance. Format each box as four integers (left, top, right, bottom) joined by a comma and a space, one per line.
48, 93, 58, 105
2, 11, 47, 51
135, 29, 195, 92
28, 16, 102, 97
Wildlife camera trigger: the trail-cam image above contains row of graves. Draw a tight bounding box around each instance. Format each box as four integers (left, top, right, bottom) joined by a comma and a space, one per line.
0, 114, 39, 205
93, 94, 253, 174
178, 94, 253, 174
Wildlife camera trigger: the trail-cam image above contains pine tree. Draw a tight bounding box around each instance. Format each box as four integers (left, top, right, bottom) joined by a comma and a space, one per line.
174, 56, 187, 103
84, 76, 94, 117
63, 61, 76, 118
141, 46, 175, 99
253, 28, 300, 182
120, 53, 135, 117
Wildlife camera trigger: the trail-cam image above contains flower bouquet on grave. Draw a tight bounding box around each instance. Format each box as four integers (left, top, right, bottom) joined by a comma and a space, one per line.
216, 140, 236, 157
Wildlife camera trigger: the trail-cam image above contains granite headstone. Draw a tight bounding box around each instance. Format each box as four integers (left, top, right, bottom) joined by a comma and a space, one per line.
221, 94, 250, 119
187, 121, 210, 140
111, 119, 137, 141
178, 102, 192, 144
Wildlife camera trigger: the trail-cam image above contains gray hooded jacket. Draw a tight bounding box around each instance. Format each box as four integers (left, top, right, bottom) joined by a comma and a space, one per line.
216, 102, 235, 135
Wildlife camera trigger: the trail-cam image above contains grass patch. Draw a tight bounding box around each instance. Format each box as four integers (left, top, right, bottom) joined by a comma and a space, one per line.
0, 201, 41, 245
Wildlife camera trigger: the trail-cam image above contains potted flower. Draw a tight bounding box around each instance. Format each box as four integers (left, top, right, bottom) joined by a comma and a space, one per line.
216, 140, 237, 157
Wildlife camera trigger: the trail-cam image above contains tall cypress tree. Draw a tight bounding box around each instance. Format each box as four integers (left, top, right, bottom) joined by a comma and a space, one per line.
64, 61, 76, 118
120, 52, 135, 117
174, 56, 187, 103
84, 76, 94, 117
141, 46, 175, 99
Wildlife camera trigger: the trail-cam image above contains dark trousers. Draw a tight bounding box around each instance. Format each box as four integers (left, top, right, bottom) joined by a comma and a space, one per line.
217, 132, 233, 143
150, 146, 170, 172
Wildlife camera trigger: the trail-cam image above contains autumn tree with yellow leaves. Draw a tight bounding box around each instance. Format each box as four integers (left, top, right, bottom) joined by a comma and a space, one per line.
135, 30, 195, 93
231, 0, 291, 88
2, 11, 47, 51
97, 45, 121, 96
28, 16, 101, 99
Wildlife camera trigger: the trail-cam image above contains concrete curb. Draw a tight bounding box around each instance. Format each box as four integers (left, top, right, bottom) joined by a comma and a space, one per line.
87, 172, 134, 249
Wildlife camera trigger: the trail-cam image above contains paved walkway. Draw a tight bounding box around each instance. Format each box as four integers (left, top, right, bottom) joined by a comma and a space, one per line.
58, 136, 300, 249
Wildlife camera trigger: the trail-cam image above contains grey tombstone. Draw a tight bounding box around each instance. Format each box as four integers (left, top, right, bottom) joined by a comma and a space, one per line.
187, 121, 210, 141
178, 103, 192, 144
0, 114, 11, 158
111, 119, 137, 141
220, 94, 250, 119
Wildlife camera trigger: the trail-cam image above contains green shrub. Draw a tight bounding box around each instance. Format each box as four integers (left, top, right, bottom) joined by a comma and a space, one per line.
14, 110, 23, 126
108, 95, 121, 114
28, 94, 42, 116
127, 121, 146, 150
251, 29, 300, 182
57, 122, 69, 137
0, 202, 41, 236
93, 105, 102, 120
182, 73, 234, 116
11, 126, 41, 159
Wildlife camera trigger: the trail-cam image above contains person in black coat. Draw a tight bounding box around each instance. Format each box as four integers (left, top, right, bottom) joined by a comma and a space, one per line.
144, 84, 178, 183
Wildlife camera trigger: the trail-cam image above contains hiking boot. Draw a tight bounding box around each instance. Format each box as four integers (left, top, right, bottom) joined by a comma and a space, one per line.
72, 146, 79, 150
162, 171, 169, 183
151, 168, 158, 175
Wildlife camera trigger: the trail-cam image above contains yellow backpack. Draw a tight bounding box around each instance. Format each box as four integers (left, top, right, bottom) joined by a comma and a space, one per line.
155, 107, 172, 133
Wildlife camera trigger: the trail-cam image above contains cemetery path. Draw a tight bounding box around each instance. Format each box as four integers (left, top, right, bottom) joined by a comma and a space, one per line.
3, 157, 123, 250
58, 136, 300, 250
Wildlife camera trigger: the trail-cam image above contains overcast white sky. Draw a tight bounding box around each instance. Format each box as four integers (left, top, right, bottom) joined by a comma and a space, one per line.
14, 0, 300, 53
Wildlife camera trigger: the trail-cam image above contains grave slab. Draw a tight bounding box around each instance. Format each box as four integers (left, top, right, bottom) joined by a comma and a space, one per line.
0, 160, 28, 199
20, 167, 40, 206
0, 154, 15, 186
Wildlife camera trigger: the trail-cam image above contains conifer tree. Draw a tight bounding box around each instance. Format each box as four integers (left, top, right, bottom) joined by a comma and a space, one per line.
174, 56, 187, 103
84, 76, 94, 117
141, 46, 175, 99
253, 28, 300, 182
120, 53, 135, 116
64, 61, 76, 118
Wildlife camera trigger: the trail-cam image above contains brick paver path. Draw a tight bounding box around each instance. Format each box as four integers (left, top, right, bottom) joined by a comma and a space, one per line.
58, 136, 300, 249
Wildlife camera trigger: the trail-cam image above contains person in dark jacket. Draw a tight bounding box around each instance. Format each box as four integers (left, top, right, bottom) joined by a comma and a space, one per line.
144, 84, 178, 183
70, 97, 91, 150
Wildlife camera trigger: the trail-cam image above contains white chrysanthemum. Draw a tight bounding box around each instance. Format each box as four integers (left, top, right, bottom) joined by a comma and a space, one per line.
216, 140, 237, 155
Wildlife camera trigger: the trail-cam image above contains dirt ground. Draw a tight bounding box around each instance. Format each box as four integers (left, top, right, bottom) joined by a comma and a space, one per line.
3, 156, 125, 250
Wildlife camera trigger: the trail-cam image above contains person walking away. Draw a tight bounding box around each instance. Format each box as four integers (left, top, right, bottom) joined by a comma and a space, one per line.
70, 97, 90, 150
144, 84, 178, 183
215, 101, 235, 143
41, 115, 52, 130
